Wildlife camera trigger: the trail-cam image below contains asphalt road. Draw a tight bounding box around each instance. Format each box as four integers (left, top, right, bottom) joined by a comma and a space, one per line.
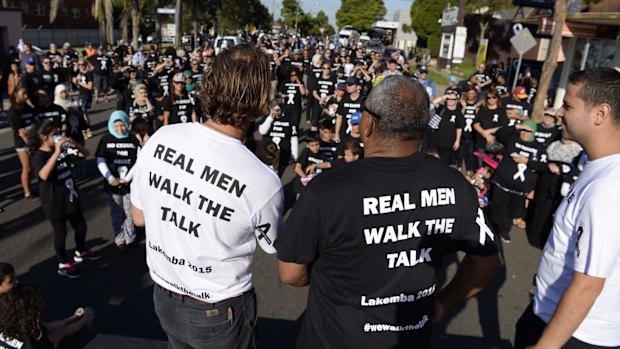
0, 98, 543, 349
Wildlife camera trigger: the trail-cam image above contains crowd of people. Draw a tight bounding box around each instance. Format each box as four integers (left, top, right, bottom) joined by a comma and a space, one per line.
1, 32, 619, 349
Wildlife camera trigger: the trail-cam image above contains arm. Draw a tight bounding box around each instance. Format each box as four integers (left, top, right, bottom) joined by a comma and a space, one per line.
290, 136, 299, 161
528, 272, 605, 349
453, 128, 462, 150
278, 261, 310, 287
131, 204, 145, 227
434, 253, 503, 323
334, 114, 343, 142
96, 157, 121, 186
294, 162, 307, 179
473, 123, 497, 144
162, 111, 170, 126
258, 115, 274, 135
191, 109, 197, 123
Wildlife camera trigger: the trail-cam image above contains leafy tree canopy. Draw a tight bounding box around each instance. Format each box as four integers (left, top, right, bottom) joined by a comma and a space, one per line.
336, 0, 386, 32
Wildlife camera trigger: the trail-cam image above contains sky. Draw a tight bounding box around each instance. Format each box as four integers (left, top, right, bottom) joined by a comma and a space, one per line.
259, 0, 413, 30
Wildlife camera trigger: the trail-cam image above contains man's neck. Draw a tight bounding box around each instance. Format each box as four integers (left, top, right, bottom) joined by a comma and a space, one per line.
203, 119, 245, 141
585, 130, 620, 160
365, 140, 420, 158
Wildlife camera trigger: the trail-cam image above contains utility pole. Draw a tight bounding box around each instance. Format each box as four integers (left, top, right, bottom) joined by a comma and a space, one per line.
294, 0, 299, 33
272, 0, 276, 30
175, 0, 182, 47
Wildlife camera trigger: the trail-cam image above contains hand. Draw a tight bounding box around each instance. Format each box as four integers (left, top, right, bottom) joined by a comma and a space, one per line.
333, 135, 340, 143
453, 141, 460, 151
109, 178, 121, 186
54, 136, 67, 153
485, 134, 495, 145
119, 178, 129, 184
548, 163, 560, 175
305, 164, 316, 174
512, 153, 529, 164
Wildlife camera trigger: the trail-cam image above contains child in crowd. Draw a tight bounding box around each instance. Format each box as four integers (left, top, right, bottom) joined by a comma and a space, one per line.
257, 140, 280, 175
0, 263, 17, 294
96, 111, 140, 254
318, 119, 338, 161
294, 131, 326, 193
0, 283, 95, 349
28, 121, 100, 278
306, 140, 361, 173
472, 152, 498, 209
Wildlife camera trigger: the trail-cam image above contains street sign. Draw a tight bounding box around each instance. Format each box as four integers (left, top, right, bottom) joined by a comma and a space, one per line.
510, 27, 536, 55
157, 8, 175, 15
510, 27, 537, 91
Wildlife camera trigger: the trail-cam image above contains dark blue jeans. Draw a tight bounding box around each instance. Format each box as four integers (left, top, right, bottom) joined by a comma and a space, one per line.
153, 285, 257, 349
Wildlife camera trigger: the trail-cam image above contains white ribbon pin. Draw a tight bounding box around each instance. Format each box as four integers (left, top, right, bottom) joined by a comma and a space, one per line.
513, 163, 528, 182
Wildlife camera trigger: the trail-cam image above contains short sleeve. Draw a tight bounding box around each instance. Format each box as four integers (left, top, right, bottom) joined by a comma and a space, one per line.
275, 188, 322, 264
130, 141, 150, 210
449, 187, 500, 256
573, 197, 620, 278
162, 96, 172, 112
252, 188, 284, 254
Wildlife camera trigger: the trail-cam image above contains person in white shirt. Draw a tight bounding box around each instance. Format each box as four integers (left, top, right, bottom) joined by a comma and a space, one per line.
514, 67, 620, 349
130, 44, 284, 349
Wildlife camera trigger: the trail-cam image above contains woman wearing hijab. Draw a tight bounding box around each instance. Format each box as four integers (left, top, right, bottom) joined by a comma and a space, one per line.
95, 111, 140, 253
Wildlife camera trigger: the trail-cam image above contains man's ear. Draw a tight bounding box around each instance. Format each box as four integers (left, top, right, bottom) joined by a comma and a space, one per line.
361, 114, 375, 139
593, 103, 611, 126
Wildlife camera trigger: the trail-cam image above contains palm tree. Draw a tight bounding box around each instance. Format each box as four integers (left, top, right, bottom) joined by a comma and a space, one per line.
49, 0, 62, 23
93, 0, 114, 45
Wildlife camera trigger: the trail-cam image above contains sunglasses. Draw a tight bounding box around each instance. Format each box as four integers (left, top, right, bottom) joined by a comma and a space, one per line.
486, 96, 498, 100
520, 129, 533, 133
446, 98, 458, 101
43, 61, 51, 64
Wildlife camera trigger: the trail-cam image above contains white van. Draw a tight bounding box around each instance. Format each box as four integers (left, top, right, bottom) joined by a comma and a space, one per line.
214, 36, 244, 55
338, 26, 359, 47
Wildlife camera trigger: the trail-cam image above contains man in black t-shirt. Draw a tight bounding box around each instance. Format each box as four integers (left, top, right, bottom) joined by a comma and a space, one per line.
430, 90, 464, 163
162, 73, 197, 125
88, 46, 112, 103
258, 104, 299, 176
276, 75, 502, 349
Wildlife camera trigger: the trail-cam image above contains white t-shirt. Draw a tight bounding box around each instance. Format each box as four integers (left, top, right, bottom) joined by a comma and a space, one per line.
534, 153, 620, 346
131, 123, 284, 302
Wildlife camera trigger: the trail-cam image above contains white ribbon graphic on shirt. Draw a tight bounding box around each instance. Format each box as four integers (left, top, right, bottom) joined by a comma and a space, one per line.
65, 178, 78, 203
513, 163, 528, 182
477, 208, 494, 246
287, 93, 295, 104
493, 114, 499, 123
464, 118, 473, 132
163, 85, 169, 96
272, 136, 281, 147
118, 166, 128, 179
450, 115, 456, 123
101, 60, 107, 70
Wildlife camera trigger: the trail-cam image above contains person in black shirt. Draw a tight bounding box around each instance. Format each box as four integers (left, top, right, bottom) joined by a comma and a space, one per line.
258, 104, 299, 176
276, 76, 502, 349
293, 131, 326, 194
337, 111, 364, 158
34, 88, 66, 133
162, 73, 197, 125
39, 57, 61, 96
309, 62, 336, 131
29, 121, 100, 278
88, 46, 112, 103
489, 120, 547, 242
534, 109, 561, 147
458, 86, 479, 177
72, 59, 94, 134
430, 90, 464, 163
8, 86, 36, 199
502, 86, 530, 127
96, 111, 140, 253
335, 77, 363, 142
21, 56, 42, 104
278, 68, 306, 128
473, 89, 508, 158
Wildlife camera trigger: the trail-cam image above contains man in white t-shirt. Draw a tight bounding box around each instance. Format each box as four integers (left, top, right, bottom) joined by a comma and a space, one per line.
515, 67, 620, 349
131, 44, 283, 349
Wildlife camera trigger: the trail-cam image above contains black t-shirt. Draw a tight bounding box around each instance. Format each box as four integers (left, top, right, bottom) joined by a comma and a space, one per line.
319, 140, 339, 161
8, 106, 36, 148
21, 72, 43, 98
40, 69, 61, 93
473, 72, 490, 87
129, 101, 154, 121
32, 149, 81, 220
95, 134, 140, 194
494, 83, 509, 97
275, 153, 499, 349
163, 92, 195, 124
155, 67, 176, 97
295, 148, 327, 193
265, 115, 298, 152
494, 126, 548, 194
431, 106, 464, 149
0, 330, 53, 349
313, 75, 336, 104
35, 104, 66, 131
501, 97, 530, 126
461, 101, 477, 140
527, 86, 537, 104
474, 107, 508, 148
76, 71, 94, 98
336, 94, 363, 139
534, 124, 561, 147
88, 54, 111, 75
46, 51, 62, 70
279, 79, 304, 113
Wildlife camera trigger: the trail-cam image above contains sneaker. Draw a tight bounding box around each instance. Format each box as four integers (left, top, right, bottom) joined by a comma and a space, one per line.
74, 249, 101, 263
58, 263, 81, 279
24, 194, 39, 201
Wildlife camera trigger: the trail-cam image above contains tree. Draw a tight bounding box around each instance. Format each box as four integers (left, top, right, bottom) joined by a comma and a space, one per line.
531, 0, 569, 123
218, 0, 271, 34
409, 0, 453, 55
93, 0, 115, 45
464, 0, 513, 53
49, 0, 62, 23
336, 0, 386, 32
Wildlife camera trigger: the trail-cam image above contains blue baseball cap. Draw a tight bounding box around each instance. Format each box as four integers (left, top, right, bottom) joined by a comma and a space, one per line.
449, 75, 458, 83
351, 112, 362, 125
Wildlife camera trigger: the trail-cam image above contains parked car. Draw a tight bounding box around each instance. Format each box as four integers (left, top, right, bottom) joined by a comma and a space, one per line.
214, 36, 244, 55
